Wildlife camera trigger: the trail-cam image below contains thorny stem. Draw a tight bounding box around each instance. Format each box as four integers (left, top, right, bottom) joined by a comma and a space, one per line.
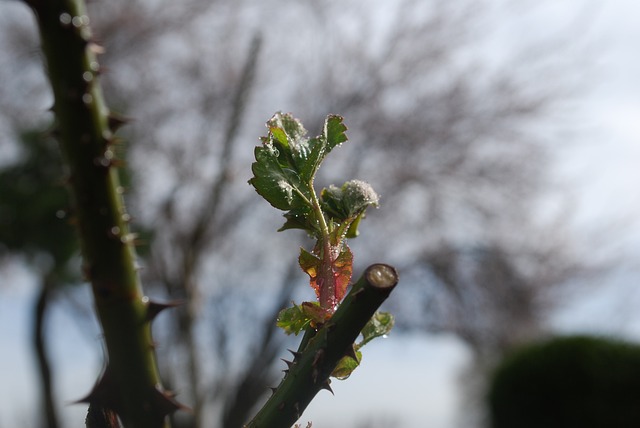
246, 264, 399, 428
24, 0, 180, 426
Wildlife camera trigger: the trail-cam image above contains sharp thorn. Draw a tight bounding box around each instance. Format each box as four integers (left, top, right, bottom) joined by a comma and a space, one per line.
281, 358, 294, 369
108, 112, 131, 132
288, 349, 302, 360
321, 380, 334, 395
345, 345, 358, 361
145, 299, 183, 322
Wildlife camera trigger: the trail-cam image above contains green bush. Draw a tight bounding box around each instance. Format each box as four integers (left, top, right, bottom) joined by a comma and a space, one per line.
488, 335, 640, 428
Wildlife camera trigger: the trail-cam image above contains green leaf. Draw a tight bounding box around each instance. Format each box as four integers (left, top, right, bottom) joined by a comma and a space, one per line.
276, 301, 331, 335
276, 304, 312, 336
278, 208, 311, 232
251, 112, 381, 314
325, 114, 348, 148
321, 179, 379, 222
299, 115, 347, 183
331, 348, 362, 380
359, 311, 395, 348
249, 144, 309, 211
266, 113, 310, 170
300, 301, 331, 327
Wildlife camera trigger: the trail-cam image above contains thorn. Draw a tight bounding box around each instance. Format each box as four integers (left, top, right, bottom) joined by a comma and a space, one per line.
105, 136, 124, 147
321, 380, 334, 395
108, 112, 131, 132
281, 358, 294, 369
120, 232, 138, 244
287, 349, 302, 361
145, 299, 183, 322
345, 344, 358, 361
88, 41, 105, 54
269, 387, 277, 396
75, 365, 118, 410
282, 369, 289, 374
110, 158, 126, 168
152, 385, 191, 417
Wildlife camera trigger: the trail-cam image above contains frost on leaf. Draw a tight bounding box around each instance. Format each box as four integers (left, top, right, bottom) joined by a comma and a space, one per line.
250, 112, 375, 312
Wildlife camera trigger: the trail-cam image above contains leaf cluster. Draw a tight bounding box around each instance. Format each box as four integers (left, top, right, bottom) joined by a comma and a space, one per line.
251, 112, 391, 380
249, 112, 378, 238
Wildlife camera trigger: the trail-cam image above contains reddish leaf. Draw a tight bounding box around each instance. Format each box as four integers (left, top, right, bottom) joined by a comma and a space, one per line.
300, 244, 353, 312
301, 302, 331, 327
299, 247, 321, 300
332, 245, 353, 304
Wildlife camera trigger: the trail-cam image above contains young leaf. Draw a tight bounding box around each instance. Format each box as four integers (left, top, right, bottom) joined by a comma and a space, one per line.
300, 244, 353, 310
301, 302, 331, 327
249, 143, 309, 211
299, 114, 347, 183
276, 304, 312, 336
359, 311, 395, 348
276, 301, 330, 336
321, 180, 379, 223
331, 350, 362, 380
299, 247, 322, 299
266, 113, 310, 171
250, 113, 377, 314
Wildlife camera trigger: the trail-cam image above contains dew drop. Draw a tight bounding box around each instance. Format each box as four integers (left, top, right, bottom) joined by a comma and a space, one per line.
56, 210, 66, 219
82, 71, 93, 82
82, 93, 93, 104
59, 13, 72, 25
71, 15, 89, 27
96, 157, 110, 167
110, 226, 120, 236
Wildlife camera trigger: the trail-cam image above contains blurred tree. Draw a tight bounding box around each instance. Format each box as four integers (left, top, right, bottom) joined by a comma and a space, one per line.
0, 130, 78, 428
0, 0, 599, 427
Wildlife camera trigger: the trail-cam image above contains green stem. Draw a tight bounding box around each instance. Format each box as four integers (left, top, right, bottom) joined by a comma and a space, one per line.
308, 180, 331, 240
246, 264, 399, 428
24, 0, 179, 426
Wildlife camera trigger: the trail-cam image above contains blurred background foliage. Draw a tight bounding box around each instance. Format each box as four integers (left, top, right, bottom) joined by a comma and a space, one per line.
0, 0, 631, 427
488, 335, 640, 428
